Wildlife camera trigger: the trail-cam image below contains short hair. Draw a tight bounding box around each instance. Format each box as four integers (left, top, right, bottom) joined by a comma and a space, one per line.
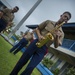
63, 11, 71, 19
15, 6, 19, 10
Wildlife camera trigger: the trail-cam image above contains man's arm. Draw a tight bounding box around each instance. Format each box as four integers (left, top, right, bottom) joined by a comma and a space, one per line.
34, 28, 45, 41
54, 35, 61, 48
33, 20, 47, 41
54, 30, 64, 48
0, 8, 9, 18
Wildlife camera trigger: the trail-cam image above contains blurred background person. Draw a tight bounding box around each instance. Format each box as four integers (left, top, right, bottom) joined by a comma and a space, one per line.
0, 6, 19, 33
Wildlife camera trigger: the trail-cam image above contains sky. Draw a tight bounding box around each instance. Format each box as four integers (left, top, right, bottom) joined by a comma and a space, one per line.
1, 0, 75, 35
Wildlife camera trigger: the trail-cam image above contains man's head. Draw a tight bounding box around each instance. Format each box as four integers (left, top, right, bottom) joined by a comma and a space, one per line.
60, 11, 71, 23
12, 6, 19, 13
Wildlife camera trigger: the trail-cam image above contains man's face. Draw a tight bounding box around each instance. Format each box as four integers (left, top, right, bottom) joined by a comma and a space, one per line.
13, 7, 18, 13
60, 13, 70, 23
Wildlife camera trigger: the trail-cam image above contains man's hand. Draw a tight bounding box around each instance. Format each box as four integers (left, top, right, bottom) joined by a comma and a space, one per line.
38, 35, 45, 41
7, 22, 13, 26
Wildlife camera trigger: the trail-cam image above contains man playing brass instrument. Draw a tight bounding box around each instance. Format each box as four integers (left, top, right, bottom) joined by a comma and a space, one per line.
10, 11, 71, 75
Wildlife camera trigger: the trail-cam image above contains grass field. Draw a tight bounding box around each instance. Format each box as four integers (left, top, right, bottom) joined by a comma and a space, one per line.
0, 36, 41, 75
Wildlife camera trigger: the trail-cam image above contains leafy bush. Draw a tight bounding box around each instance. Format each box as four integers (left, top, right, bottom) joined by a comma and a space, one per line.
42, 57, 53, 69
66, 67, 75, 75
52, 68, 60, 75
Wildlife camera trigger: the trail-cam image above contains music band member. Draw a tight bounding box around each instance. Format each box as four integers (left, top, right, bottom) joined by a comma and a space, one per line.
0, 6, 19, 33
10, 11, 71, 75
9, 31, 33, 55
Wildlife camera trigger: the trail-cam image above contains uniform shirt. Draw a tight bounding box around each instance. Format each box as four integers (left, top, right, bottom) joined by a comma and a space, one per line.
2, 8, 14, 23
23, 32, 33, 41
38, 20, 64, 47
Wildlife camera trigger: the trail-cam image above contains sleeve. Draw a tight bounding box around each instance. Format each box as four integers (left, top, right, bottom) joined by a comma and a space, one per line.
0, 8, 9, 18
2, 8, 9, 13
38, 20, 50, 31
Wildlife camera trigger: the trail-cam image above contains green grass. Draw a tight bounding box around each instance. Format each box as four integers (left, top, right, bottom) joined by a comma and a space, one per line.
0, 36, 41, 75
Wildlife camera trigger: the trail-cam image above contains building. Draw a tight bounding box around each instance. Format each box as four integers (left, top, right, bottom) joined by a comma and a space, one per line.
26, 22, 75, 75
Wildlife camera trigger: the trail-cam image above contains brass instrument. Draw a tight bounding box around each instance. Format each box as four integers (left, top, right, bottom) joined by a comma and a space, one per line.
36, 22, 64, 48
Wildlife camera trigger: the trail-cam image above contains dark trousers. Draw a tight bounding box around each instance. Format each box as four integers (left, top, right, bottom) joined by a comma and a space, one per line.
0, 18, 7, 33
10, 39, 47, 75
10, 38, 28, 54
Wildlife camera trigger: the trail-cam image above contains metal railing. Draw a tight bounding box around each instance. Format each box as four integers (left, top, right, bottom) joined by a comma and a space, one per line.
61, 39, 75, 52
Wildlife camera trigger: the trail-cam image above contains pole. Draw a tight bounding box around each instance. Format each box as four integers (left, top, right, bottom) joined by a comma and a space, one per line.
8, 0, 42, 38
